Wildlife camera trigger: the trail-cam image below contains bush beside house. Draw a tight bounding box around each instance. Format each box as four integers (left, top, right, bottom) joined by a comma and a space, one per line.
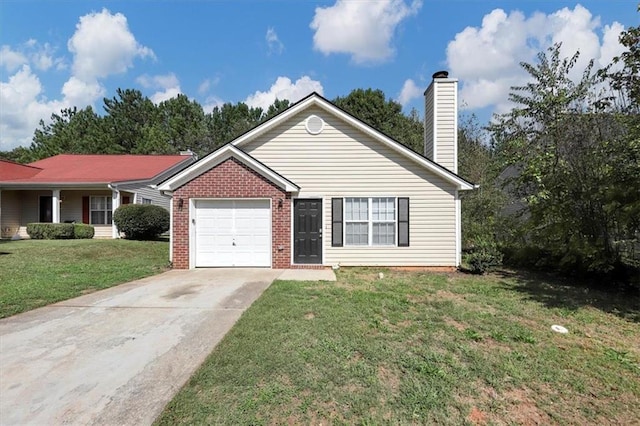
26, 223, 96, 240
27, 223, 75, 239
73, 224, 95, 239
113, 204, 170, 240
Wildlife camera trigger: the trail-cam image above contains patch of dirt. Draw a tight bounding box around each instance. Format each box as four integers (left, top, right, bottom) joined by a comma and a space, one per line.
394, 319, 413, 329
476, 337, 513, 353
436, 289, 468, 302
500, 387, 552, 426
349, 351, 363, 363
377, 365, 400, 392
304, 312, 315, 320
467, 406, 488, 425
444, 316, 467, 331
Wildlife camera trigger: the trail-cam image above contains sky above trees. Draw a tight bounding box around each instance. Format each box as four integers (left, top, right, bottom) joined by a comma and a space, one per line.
0, 0, 636, 151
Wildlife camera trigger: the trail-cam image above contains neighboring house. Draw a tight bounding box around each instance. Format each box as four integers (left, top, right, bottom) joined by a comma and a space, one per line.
0, 154, 195, 239
158, 72, 476, 269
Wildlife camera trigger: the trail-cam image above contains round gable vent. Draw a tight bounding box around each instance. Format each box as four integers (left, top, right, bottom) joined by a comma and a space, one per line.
305, 115, 324, 135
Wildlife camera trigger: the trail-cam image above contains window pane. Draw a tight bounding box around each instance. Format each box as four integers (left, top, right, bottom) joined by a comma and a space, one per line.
91, 211, 105, 225
373, 222, 395, 245
346, 222, 368, 245
346, 198, 368, 221
106, 197, 112, 209
91, 197, 102, 210
107, 211, 113, 224
373, 197, 395, 221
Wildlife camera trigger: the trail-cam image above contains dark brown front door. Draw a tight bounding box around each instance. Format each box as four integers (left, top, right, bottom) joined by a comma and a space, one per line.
39, 196, 52, 222
294, 199, 322, 264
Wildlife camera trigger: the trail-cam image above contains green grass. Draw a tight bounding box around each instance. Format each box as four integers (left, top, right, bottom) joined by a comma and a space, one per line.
0, 239, 169, 318
156, 268, 640, 425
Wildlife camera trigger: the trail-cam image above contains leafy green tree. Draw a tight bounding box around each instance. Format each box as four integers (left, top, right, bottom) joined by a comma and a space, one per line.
30, 106, 107, 160
264, 98, 290, 121
492, 43, 639, 275
333, 88, 423, 153
457, 114, 505, 272
102, 89, 158, 153
207, 102, 264, 149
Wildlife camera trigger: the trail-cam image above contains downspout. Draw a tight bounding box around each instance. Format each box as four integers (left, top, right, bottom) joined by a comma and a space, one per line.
455, 189, 461, 267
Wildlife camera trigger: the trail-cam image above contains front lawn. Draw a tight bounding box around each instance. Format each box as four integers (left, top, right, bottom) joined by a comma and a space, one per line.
157, 268, 639, 425
0, 239, 169, 318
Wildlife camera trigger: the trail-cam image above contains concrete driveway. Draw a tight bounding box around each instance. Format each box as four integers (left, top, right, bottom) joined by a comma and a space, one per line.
0, 268, 282, 426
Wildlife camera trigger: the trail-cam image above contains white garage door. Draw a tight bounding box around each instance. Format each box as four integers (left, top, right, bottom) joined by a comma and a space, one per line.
194, 199, 271, 267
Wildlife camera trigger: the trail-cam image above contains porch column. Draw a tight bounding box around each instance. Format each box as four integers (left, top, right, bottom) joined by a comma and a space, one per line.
52, 189, 60, 223
111, 188, 120, 238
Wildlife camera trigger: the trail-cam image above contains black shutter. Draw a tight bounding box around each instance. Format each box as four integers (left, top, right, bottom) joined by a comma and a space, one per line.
398, 198, 409, 247
332, 198, 343, 247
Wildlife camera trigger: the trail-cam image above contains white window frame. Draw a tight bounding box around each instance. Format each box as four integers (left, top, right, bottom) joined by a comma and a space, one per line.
344, 197, 397, 246
141, 197, 153, 205
90, 195, 112, 225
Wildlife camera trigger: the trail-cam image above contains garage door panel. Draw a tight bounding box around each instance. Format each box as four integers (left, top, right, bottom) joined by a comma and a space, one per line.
194, 199, 271, 267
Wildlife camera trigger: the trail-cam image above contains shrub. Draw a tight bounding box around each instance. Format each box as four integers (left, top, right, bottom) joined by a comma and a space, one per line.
462, 237, 503, 274
27, 223, 75, 240
113, 204, 170, 240
73, 223, 95, 239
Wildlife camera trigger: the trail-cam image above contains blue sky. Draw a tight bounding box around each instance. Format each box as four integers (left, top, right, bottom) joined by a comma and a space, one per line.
1, 0, 637, 150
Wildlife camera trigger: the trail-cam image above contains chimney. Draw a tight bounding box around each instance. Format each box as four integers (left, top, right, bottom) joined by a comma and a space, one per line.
424, 71, 458, 173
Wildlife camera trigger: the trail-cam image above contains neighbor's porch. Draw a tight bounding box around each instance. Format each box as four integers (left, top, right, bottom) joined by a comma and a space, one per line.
0, 188, 134, 239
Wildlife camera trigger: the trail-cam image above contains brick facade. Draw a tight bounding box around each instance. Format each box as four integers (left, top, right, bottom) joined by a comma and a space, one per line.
171, 157, 291, 269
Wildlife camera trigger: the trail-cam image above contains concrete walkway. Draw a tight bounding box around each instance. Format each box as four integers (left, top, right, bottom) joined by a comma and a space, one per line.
0, 268, 284, 426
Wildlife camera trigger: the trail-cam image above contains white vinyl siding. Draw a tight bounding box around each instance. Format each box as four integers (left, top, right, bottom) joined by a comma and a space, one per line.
0, 190, 21, 238
424, 79, 457, 173
424, 86, 435, 161
116, 183, 171, 210
242, 106, 458, 266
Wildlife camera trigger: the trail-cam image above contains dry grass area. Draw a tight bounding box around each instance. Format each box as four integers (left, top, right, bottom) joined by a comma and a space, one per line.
156, 268, 639, 425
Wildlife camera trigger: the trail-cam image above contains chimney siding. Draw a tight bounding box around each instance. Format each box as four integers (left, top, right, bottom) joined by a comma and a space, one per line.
423, 86, 435, 161
424, 76, 458, 174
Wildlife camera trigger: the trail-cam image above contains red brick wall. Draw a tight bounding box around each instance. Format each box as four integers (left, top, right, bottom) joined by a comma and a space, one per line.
171, 157, 291, 269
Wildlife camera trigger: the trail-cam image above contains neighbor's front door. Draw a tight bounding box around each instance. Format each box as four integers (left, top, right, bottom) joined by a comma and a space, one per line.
39, 196, 52, 223
293, 199, 322, 264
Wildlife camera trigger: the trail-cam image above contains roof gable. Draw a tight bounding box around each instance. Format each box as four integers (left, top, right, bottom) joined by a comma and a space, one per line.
157, 145, 299, 193
231, 93, 474, 190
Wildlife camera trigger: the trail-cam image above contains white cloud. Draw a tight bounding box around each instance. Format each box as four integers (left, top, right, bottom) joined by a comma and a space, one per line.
0, 9, 154, 150
198, 79, 211, 95
68, 8, 154, 81
137, 73, 181, 104
0, 65, 65, 149
446, 5, 626, 113
397, 79, 422, 106
266, 27, 284, 55
310, 0, 422, 64
599, 22, 625, 69
61, 76, 105, 107
245, 76, 324, 111
0, 46, 28, 72
202, 96, 225, 113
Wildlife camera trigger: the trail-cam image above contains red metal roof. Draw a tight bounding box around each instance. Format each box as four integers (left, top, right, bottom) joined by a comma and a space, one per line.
0, 154, 191, 184
0, 159, 42, 180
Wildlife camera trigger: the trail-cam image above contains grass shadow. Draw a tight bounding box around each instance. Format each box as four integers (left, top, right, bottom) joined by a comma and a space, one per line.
494, 269, 640, 323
